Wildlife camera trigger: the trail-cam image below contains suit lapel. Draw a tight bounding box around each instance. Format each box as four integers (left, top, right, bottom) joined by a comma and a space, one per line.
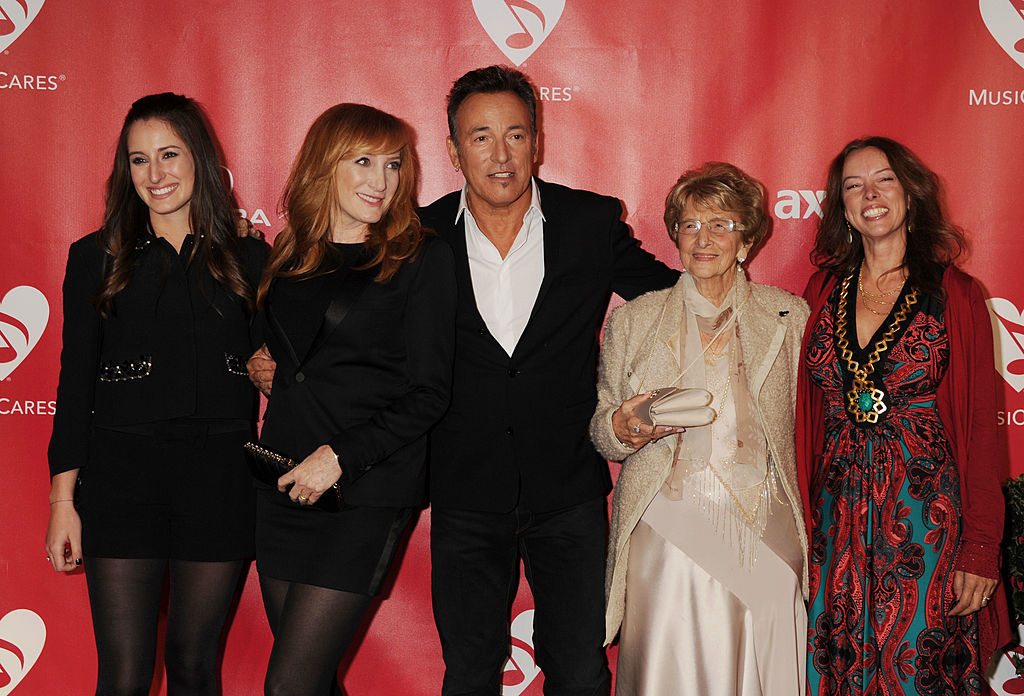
738, 296, 786, 401
512, 180, 562, 358
267, 262, 374, 370
443, 209, 507, 354
630, 280, 686, 393
266, 299, 303, 369
302, 265, 374, 365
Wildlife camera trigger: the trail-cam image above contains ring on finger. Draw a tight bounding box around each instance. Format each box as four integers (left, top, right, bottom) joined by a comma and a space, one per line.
632, 424, 641, 433
297, 494, 309, 503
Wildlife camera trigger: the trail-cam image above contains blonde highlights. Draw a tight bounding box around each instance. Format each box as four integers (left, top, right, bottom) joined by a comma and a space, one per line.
258, 104, 425, 305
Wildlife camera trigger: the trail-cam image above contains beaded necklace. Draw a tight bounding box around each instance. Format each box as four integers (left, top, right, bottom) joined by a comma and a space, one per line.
834, 270, 920, 424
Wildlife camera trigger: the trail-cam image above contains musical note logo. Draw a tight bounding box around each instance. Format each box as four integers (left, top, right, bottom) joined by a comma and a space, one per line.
501, 610, 542, 695
0, 610, 45, 696
473, 0, 565, 66
0, 0, 44, 52
990, 627, 1024, 696
980, 0, 1024, 70
0, 286, 48, 381
988, 297, 1024, 393
1014, 0, 1024, 51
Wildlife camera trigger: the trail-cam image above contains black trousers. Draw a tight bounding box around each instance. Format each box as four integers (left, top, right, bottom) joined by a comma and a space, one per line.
431, 497, 611, 696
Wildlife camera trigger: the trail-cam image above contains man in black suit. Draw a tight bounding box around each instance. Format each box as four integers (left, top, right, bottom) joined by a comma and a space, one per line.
421, 65, 678, 696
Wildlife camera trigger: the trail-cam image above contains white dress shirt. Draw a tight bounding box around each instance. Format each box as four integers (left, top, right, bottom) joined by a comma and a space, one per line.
458, 178, 545, 357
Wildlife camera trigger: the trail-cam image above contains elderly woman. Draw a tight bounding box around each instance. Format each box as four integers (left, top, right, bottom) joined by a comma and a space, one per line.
799, 137, 1009, 695
591, 162, 809, 695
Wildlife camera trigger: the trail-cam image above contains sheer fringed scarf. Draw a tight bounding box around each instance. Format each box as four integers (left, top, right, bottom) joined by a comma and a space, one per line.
658, 269, 776, 565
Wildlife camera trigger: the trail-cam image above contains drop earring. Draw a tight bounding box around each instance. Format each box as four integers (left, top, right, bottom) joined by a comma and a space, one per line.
845, 220, 854, 245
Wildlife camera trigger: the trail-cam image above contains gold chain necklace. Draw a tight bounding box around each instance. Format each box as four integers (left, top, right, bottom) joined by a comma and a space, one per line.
859, 293, 892, 317
835, 271, 919, 424
858, 265, 903, 299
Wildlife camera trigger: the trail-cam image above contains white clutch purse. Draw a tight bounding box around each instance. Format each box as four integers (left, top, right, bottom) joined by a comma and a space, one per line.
635, 387, 716, 427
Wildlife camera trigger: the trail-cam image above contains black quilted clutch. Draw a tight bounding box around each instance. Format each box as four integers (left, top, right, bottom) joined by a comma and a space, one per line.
243, 441, 342, 512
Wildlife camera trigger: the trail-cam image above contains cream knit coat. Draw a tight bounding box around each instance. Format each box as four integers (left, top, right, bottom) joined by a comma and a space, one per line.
590, 271, 810, 645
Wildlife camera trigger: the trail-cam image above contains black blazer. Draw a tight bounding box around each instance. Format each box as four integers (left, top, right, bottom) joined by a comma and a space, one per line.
258, 237, 457, 508
48, 231, 269, 476
419, 179, 679, 513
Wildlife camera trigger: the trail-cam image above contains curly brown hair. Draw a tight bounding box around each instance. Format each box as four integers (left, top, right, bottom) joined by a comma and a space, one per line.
812, 136, 966, 299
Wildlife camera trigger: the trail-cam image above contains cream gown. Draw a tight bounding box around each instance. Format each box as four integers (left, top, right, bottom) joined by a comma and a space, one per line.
615, 354, 806, 696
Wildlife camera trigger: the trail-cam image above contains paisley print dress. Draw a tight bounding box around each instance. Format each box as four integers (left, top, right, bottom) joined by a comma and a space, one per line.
805, 279, 982, 696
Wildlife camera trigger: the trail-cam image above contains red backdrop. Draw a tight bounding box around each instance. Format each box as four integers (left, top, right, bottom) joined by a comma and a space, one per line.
3, 1, 1024, 693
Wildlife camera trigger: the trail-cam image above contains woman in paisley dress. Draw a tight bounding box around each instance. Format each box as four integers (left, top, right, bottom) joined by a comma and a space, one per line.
798, 136, 1009, 695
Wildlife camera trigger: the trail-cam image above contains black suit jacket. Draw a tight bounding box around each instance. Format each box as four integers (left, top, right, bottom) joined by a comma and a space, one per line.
258, 238, 457, 508
48, 231, 268, 476
419, 179, 679, 513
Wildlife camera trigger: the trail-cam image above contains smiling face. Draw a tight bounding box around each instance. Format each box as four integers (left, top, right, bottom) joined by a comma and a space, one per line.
841, 146, 909, 244
127, 118, 195, 225
330, 150, 402, 242
675, 200, 750, 304
446, 90, 537, 218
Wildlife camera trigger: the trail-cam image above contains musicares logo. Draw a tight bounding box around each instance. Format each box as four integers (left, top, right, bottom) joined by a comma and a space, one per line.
502, 610, 540, 695
988, 297, 1024, 393
991, 628, 1024, 696
0, 609, 45, 696
979, 0, 1024, 70
473, 0, 565, 66
0, 286, 48, 381
0, 0, 45, 53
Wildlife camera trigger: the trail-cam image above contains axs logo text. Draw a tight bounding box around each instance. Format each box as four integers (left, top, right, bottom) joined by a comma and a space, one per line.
775, 190, 825, 220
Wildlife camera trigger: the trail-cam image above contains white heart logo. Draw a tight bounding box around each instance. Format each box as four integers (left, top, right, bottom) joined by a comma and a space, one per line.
0, 0, 46, 54
501, 609, 541, 695
0, 286, 49, 381
473, 0, 565, 66
0, 610, 46, 696
987, 297, 1024, 393
980, 0, 1024, 70
988, 626, 1024, 695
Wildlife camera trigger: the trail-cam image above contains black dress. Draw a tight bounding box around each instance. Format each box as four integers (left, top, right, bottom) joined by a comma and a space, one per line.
49, 231, 268, 560
254, 239, 456, 594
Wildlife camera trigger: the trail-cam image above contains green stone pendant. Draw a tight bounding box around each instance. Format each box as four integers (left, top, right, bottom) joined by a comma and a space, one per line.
857, 391, 873, 412
846, 381, 888, 424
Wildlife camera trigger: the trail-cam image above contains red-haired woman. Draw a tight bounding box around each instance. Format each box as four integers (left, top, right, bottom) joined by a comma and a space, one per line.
251, 103, 456, 695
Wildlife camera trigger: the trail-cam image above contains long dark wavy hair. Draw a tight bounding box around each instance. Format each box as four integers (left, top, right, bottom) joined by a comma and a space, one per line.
812, 136, 966, 300
257, 103, 425, 306
94, 92, 254, 317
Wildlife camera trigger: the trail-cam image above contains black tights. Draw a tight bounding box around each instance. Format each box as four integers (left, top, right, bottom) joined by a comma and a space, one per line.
259, 574, 371, 696
84, 557, 244, 696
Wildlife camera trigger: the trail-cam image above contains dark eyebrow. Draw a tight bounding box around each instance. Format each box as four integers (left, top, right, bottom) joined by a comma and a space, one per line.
127, 145, 181, 157
467, 124, 527, 137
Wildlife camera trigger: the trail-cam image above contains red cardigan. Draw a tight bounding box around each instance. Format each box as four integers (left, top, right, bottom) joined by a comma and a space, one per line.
796, 265, 1010, 662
